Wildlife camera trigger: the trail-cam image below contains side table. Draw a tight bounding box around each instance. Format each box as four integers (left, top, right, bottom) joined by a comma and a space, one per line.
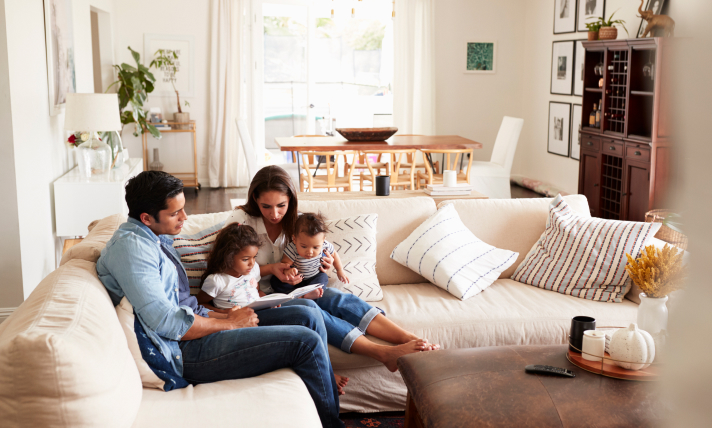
54, 158, 143, 237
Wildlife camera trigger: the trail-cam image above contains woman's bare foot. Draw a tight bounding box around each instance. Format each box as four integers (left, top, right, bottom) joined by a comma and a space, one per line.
402, 333, 440, 351
334, 374, 349, 395
377, 339, 432, 372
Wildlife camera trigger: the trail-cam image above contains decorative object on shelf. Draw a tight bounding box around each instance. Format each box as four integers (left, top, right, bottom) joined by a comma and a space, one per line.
637, 0, 673, 38
464, 41, 497, 74
443, 170, 457, 188
101, 130, 125, 169
554, 0, 577, 34
577, 0, 605, 32
570, 104, 582, 160
582, 330, 606, 362
64, 93, 123, 177
149, 148, 164, 172
608, 323, 655, 370
375, 175, 390, 196
569, 315, 596, 353
574, 41, 585, 96
547, 102, 571, 157
150, 48, 192, 130
588, 9, 628, 40
551, 40, 575, 95
643, 57, 655, 80
626, 244, 687, 334
645, 209, 687, 250
335, 127, 398, 142
43, 0, 76, 116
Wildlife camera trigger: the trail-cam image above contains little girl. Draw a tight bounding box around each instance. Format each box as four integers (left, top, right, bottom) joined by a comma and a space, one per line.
271, 212, 349, 299
197, 223, 263, 309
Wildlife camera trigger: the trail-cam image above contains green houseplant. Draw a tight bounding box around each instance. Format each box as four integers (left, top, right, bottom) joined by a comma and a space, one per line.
588, 10, 629, 40
585, 21, 602, 40
150, 49, 191, 129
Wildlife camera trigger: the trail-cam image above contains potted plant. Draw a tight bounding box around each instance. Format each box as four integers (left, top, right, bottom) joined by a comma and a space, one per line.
150, 49, 191, 130
585, 21, 602, 40
588, 10, 629, 40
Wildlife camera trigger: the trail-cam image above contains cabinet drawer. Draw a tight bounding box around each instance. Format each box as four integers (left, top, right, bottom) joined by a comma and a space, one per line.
626, 146, 651, 162
601, 140, 624, 157
581, 135, 600, 152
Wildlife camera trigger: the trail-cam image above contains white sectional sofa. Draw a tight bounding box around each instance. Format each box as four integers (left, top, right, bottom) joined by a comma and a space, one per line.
0, 195, 642, 426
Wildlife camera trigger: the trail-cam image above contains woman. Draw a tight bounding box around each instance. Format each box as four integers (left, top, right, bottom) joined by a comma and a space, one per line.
224, 165, 439, 373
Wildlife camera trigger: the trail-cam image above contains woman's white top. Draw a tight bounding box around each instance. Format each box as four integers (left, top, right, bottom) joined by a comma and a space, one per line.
201, 264, 261, 309
223, 208, 289, 292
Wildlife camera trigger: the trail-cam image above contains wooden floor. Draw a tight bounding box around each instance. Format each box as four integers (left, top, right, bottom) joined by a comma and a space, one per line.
183, 183, 543, 216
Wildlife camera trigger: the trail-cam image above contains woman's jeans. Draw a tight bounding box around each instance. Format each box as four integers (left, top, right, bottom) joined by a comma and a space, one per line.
179, 303, 344, 428
282, 286, 382, 353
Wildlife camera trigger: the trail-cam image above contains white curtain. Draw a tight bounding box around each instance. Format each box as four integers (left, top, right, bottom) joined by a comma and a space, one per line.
393, 0, 436, 135
208, 0, 250, 188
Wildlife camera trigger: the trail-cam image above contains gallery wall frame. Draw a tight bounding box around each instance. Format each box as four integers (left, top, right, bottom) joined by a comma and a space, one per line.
571, 104, 583, 160
577, 0, 606, 33
144, 34, 196, 98
44, 0, 77, 116
554, 0, 578, 34
464, 41, 497, 74
548, 101, 572, 157
574, 40, 586, 96
551, 40, 576, 96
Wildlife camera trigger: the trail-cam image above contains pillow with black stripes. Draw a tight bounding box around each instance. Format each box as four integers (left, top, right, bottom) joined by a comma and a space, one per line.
325, 214, 382, 301
390, 203, 518, 300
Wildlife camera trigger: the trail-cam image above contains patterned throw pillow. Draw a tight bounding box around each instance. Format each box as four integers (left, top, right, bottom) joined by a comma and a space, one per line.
390, 204, 518, 300
511, 194, 662, 302
325, 214, 382, 302
173, 221, 226, 290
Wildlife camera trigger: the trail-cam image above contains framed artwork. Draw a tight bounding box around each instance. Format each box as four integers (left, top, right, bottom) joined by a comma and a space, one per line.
144, 34, 196, 97
464, 41, 497, 74
551, 41, 575, 95
571, 104, 583, 160
554, 0, 577, 34
574, 40, 585, 96
548, 102, 571, 157
637, 0, 667, 38
577, 0, 605, 32
43, 0, 77, 116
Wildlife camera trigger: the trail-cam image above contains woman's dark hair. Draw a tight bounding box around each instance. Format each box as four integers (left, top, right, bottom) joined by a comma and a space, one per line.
240, 165, 299, 238
200, 223, 262, 286
294, 212, 331, 237
125, 171, 184, 222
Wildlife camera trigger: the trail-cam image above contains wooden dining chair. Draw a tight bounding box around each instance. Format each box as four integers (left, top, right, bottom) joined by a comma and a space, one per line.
292, 135, 330, 191
345, 152, 389, 191
416, 148, 474, 189
300, 150, 356, 192
360, 149, 417, 191
394, 135, 436, 176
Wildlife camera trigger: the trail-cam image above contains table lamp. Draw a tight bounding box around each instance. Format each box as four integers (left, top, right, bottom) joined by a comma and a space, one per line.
64, 93, 123, 177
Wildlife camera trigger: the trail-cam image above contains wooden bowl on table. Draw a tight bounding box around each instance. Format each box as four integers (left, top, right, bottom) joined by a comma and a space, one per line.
335, 127, 398, 142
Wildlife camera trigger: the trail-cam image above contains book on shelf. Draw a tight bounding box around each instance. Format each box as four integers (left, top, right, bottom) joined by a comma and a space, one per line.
245, 284, 324, 311
426, 183, 474, 191
424, 188, 472, 196
154, 125, 172, 130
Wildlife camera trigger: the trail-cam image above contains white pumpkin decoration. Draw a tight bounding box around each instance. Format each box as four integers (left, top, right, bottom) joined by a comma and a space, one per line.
608, 323, 655, 370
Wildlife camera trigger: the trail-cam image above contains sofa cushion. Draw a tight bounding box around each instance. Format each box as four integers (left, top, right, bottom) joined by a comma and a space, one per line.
173, 219, 228, 290
60, 214, 127, 265
390, 203, 518, 300
133, 369, 321, 428
512, 195, 661, 302
438, 195, 592, 279
300, 197, 437, 285
0, 259, 142, 428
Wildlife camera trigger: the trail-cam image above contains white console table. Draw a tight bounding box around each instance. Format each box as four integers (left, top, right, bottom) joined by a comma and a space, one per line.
54, 158, 143, 237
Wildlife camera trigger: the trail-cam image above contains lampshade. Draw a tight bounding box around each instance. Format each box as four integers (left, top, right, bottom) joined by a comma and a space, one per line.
64, 93, 122, 132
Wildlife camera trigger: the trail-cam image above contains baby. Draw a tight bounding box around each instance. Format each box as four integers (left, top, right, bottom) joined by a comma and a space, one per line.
271, 212, 349, 299
197, 223, 262, 309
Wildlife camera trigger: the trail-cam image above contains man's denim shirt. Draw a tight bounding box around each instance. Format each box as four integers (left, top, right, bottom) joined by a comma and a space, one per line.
97, 217, 203, 376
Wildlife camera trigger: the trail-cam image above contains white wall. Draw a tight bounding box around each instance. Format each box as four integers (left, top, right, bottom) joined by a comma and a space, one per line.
112, 0, 210, 185
434, 0, 526, 163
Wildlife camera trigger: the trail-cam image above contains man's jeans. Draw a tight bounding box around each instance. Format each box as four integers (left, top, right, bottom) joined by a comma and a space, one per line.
284, 287, 381, 353
179, 304, 344, 428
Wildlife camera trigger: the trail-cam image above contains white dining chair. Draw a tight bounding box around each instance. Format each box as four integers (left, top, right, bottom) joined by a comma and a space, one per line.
468, 116, 524, 199
236, 119, 300, 186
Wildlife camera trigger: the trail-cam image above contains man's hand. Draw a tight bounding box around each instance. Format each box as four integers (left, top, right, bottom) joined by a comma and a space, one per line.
226, 306, 259, 329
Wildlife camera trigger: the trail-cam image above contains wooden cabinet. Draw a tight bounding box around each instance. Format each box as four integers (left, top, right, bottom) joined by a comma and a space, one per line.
578, 38, 670, 221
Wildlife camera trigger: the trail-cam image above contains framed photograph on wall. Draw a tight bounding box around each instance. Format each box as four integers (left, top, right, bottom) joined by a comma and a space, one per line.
577, 0, 605, 32
570, 104, 583, 160
554, 0, 577, 34
464, 41, 497, 74
43, 0, 77, 116
548, 102, 571, 157
637, 0, 667, 38
144, 34, 196, 97
574, 40, 585, 96
551, 41, 575, 95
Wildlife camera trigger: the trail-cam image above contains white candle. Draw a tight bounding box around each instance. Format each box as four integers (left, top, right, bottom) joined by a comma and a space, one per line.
582, 330, 606, 362
443, 170, 457, 188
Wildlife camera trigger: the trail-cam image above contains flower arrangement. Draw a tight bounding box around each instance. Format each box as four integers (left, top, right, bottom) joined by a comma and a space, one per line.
67, 132, 95, 147
625, 244, 687, 298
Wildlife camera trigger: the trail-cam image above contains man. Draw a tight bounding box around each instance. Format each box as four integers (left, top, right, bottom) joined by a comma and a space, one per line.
97, 171, 343, 428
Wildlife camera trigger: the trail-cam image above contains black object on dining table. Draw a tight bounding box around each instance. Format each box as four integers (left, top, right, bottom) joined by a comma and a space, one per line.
569, 316, 596, 352
375, 175, 390, 196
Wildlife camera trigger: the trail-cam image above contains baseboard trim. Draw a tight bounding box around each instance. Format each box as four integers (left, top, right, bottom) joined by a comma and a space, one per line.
0, 307, 16, 324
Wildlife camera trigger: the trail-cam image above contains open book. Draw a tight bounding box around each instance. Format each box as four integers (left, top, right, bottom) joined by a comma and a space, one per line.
246, 284, 324, 311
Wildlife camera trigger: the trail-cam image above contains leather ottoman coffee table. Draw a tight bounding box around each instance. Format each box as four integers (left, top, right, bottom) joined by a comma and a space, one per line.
397, 345, 667, 428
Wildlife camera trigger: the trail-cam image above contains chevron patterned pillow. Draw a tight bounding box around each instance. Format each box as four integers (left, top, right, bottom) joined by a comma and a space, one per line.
325, 214, 382, 301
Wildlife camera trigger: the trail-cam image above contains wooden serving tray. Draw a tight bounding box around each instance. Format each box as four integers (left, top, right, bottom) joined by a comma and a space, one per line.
567, 350, 660, 381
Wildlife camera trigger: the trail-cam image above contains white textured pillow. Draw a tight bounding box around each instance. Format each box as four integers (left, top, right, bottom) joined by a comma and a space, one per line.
390, 204, 518, 300
325, 214, 382, 301
115, 297, 165, 390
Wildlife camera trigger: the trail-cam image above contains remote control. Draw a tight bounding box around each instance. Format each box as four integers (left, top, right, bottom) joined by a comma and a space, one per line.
525, 365, 575, 378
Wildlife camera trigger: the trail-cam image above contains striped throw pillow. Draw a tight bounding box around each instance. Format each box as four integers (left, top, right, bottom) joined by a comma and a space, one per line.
390, 203, 518, 300
173, 221, 226, 290
511, 195, 662, 302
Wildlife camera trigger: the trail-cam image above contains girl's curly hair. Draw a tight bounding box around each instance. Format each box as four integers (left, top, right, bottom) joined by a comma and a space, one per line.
200, 223, 262, 286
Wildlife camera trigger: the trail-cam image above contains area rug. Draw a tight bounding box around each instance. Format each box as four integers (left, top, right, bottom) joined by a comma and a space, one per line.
341, 412, 405, 428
